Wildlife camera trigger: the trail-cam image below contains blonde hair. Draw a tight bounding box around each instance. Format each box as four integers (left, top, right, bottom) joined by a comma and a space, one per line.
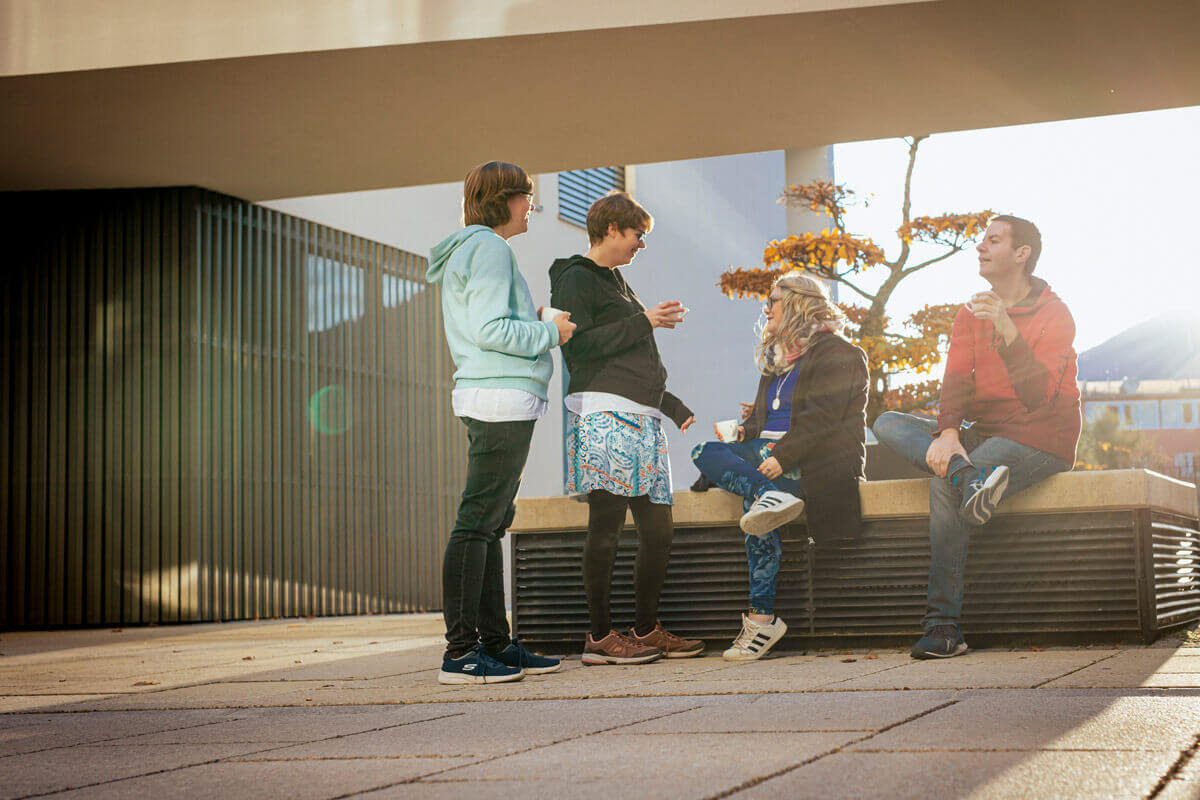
756, 272, 845, 375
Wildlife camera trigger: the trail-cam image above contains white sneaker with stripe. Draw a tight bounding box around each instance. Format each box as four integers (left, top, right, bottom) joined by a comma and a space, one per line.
739, 490, 805, 536
723, 614, 788, 662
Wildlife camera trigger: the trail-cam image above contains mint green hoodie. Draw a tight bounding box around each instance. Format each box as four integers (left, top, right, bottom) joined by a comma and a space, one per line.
427, 226, 559, 400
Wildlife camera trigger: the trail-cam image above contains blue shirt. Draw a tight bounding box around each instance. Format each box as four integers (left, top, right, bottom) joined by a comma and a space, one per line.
763, 367, 798, 433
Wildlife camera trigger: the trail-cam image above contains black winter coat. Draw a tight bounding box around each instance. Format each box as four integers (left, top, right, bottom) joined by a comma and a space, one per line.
743, 333, 869, 542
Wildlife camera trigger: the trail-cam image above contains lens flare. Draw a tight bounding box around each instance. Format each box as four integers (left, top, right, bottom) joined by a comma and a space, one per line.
308, 385, 350, 435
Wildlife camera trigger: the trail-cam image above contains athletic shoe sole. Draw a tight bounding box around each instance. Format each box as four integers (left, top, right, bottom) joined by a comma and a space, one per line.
739, 497, 806, 536
580, 651, 664, 666
910, 642, 969, 660
960, 466, 1009, 526
662, 645, 705, 658
723, 618, 788, 662
437, 669, 525, 685
521, 662, 562, 675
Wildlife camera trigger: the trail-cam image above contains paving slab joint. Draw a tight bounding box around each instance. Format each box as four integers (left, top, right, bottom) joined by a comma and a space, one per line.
702, 699, 960, 800
1148, 731, 1200, 799
1031, 651, 1123, 689
328, 703, 708, 799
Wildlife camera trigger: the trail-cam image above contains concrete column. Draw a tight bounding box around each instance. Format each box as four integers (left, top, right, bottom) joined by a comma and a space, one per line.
784, 146, 837, 299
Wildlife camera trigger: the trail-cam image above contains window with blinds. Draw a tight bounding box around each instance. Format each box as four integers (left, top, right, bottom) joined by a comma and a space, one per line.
558, 167, 626, 227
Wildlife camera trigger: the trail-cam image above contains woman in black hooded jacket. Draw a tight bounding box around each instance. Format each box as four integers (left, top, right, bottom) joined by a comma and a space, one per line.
549, 190, 705, 666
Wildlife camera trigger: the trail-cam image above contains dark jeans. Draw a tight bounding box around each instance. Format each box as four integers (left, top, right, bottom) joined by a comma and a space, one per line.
871, 412, 1071, 632
442, 417, 535, 660
691, 439, 803, 615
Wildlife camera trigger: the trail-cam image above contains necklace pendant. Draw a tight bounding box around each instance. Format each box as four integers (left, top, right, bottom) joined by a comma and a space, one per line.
772, 398, 780, 411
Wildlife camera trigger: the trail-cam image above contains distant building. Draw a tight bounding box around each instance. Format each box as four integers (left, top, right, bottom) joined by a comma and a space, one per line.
1079, 379, 1200, 480
1077, 314, 1200, 481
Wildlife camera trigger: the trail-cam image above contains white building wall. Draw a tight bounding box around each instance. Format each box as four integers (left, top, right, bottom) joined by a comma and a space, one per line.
263, 149, 825, 497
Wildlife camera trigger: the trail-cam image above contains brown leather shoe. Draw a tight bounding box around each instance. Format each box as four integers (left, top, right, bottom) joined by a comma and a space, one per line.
628, 622, 705, 658
581, 630, 663, 666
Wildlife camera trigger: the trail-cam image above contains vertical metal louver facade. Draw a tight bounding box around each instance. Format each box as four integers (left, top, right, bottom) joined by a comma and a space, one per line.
557, 168, 626, 227
1, 187, 466, 626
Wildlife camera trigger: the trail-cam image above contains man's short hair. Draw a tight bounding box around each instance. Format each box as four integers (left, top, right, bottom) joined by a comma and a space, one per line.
990, 214, 1042, 275
463, 161, 533, 228
586, 191, 653, 244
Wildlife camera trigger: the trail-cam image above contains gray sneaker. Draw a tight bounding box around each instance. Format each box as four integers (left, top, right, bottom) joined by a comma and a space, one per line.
959, 465, 1009, 526
911, 624, 968, 659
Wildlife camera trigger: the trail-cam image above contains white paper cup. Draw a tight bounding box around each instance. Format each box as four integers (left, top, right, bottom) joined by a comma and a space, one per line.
540, 306, 564, 323
713, 418, 739, 443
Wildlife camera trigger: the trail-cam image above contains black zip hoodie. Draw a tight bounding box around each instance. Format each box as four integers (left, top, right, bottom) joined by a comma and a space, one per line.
548, 255, 692, 427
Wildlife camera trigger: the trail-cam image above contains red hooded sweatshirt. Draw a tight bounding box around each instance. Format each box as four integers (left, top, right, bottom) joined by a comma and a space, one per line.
937, 278, 1081, 464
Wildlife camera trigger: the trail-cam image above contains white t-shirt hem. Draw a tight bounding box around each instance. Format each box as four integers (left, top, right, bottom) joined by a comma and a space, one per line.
565, 391, 662, 419
452, 387, 547, 422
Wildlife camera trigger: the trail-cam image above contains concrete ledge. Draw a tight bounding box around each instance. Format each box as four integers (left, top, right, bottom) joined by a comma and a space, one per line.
511, 469, 1199, 533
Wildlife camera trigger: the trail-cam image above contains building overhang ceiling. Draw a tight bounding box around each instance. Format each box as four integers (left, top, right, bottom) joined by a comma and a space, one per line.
1, 0, 1198, 201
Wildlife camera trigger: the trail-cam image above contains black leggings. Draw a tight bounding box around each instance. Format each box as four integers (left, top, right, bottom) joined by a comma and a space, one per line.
582, 490, 674, 640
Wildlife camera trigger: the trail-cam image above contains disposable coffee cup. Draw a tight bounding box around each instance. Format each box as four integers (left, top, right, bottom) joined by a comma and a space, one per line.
540, 306, 564, 323
966, 292, 994, 312
713, 418, 739, 443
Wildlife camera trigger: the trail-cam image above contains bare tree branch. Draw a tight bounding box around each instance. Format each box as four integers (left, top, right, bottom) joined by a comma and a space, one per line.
900, 135, 927, 227
900, 247, 959, 277
832, 276, 876, 301
889, 135, 928, 276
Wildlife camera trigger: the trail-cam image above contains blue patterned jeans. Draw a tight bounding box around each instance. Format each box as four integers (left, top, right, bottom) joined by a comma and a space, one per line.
692, 439, 803, 614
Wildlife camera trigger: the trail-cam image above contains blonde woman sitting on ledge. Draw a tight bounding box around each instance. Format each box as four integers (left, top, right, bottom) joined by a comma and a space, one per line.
692, 272, 868, 661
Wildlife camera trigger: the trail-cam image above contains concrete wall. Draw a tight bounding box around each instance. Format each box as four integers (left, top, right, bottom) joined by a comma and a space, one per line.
263, 149, 828, 498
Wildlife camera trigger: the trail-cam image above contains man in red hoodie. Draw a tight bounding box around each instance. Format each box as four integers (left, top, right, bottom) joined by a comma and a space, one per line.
873, 215, 1081, 659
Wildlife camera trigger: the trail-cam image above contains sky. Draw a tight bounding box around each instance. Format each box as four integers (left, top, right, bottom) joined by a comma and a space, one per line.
830, 105, 1200, 356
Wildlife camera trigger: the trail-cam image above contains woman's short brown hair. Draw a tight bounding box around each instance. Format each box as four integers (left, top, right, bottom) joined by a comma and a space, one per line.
585, 191, 653, 244
463, 161, 533, 228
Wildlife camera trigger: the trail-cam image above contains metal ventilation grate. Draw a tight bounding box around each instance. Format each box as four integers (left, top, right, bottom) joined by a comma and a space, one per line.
512, 508, 1197, 651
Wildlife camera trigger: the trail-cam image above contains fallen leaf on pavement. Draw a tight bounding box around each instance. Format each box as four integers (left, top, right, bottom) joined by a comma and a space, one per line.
133, 681, 160, 686
841, 658, 857, 663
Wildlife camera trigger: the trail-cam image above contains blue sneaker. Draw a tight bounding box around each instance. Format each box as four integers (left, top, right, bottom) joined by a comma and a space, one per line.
958, 465, 1009, 526
490, 638, 562, 675
437, 647, 524, 685
911, 624, 969, 659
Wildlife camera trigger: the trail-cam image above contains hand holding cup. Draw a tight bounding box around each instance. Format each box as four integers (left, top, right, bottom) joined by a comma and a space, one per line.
645, 301, 686, 329
967, 291, 1003, 319
713, 419, 741, 443
551, 310, 575, 345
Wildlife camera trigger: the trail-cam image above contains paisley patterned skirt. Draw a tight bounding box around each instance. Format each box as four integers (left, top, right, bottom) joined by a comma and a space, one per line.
565, 410, 673, 505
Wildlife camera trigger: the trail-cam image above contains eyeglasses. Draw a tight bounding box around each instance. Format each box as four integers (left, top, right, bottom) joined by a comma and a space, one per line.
763, 295, 782, 312
631, 229, 647, 242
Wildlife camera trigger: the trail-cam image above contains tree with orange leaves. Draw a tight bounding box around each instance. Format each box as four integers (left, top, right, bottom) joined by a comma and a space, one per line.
720, 135, 992, 420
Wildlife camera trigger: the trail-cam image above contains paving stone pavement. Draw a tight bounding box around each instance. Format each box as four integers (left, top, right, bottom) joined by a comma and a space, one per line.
2, 614, 1199, 799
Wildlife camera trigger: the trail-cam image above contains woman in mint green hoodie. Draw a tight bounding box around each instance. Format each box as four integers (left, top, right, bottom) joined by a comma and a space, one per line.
425, 161, 575, 685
